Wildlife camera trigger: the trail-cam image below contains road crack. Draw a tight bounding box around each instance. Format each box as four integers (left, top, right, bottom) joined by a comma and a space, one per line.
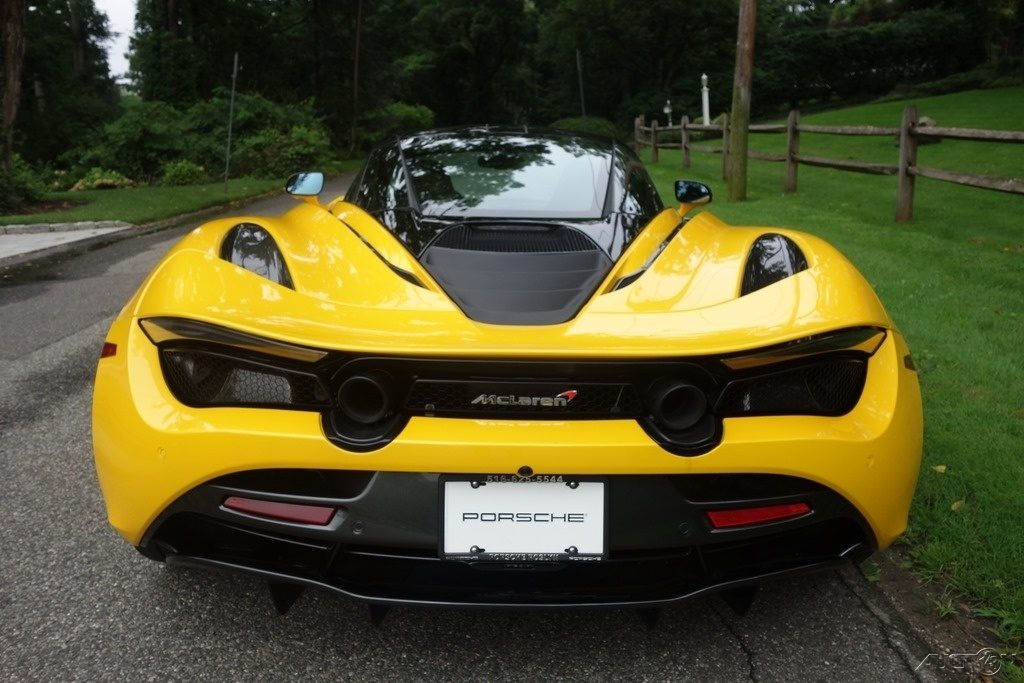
836, 567, 924, 680
710, 600, 759, 683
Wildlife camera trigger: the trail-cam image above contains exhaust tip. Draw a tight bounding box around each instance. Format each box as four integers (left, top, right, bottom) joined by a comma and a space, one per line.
337, 372, 393, 424
649, 380, 706, 431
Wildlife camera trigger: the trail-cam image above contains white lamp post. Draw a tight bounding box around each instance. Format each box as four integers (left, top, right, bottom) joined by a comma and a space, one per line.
701, 73, 710, 125
663, 99, 673, 127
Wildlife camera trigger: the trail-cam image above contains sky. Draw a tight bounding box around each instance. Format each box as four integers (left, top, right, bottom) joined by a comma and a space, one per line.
95, 0, 134, 81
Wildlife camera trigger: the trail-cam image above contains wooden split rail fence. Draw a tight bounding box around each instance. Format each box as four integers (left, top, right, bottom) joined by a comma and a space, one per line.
633, 107, 1024, 221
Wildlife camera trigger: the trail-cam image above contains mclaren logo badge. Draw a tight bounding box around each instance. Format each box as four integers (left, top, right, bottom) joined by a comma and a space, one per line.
471, 389, 578, 407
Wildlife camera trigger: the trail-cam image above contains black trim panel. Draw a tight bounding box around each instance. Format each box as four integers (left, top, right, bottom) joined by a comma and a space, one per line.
143, 472, 875, 607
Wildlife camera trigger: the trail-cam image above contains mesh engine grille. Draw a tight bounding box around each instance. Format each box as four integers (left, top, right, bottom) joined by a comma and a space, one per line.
430, 225, 598, 253
404, 380, 643, 417
162, 349, 328, 408
716, 358, 867, 416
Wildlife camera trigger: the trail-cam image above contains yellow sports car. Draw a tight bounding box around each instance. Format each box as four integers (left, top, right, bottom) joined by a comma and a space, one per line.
92, 128, 922, 616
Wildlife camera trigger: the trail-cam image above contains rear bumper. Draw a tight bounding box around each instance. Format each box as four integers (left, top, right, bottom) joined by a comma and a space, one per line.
141, 471, 874, 607
93, 318, 922, 552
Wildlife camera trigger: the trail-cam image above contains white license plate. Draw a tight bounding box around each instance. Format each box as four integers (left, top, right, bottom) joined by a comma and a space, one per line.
442, 478, 605, 561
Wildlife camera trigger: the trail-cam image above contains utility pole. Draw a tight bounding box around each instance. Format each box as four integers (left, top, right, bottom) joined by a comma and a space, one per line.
223, 51, 239, 192
349, 0, 363, 153
576, 49, 587, 118
727, 0, 757, 201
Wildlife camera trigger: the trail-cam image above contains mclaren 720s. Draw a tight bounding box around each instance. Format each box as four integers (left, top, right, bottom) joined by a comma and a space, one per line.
92, 128, 921, 616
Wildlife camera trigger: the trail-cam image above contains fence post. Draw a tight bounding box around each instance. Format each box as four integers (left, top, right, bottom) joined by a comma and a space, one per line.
721, 114, 730, 181
896, 105, 918, 222
785, 109, 800, 193
681, 115, 690, 169
651, 119, 659, 163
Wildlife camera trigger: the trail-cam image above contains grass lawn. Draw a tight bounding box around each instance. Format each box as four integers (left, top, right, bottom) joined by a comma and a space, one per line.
1, 159, 367, 226
646, 86, 1024, 645
1, 177, 280, 226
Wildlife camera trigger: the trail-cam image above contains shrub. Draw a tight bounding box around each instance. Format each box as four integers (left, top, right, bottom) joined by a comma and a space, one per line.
0, 155, 46, 212
69, 91, 337, 183
233, 124, 332, 179
549, 116, 625, 142
75, 98, 186, 182
182, 89, 326, 171
162, 160, 208, 186
360, 102, 435, 148
70, 167, 135, 191
44, 168, 75, 192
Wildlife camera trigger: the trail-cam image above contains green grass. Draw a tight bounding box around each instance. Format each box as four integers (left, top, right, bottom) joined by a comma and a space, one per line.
325, 158, 369, 175
646, 86, 1024, 644
1, 177, 281, 226
1, 158, 368, 226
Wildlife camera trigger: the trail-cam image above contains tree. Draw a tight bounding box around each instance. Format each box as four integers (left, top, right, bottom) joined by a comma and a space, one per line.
2, 0, 26, 176
15, 0, 118, 165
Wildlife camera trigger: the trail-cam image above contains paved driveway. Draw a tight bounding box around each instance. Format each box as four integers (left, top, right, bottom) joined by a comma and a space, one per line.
0, 180, 947, 681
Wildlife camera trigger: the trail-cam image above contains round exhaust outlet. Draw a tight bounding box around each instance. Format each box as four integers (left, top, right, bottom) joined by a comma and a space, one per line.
648, 380, 707, 431
337, 372, 393, 424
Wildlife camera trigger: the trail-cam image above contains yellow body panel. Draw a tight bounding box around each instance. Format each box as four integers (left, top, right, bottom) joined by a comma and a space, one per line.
92, 202, 922, 550
127, 203, 891, 356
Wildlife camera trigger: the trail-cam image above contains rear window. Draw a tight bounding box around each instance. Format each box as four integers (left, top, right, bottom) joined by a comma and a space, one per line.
401, 134, 612, 219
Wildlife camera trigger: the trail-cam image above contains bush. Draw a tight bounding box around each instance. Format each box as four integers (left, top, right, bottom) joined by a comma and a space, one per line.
161, 160, 208, 186
233, 124, 332, 179
360, 102, 435, 148
182, 89, 328, 172
549, 116, 625, 143
69, 91, 337, 183
44, 168, 75, 192
75, 98, 186, 182
0, 155, 46, 212
70, 167, 135, 191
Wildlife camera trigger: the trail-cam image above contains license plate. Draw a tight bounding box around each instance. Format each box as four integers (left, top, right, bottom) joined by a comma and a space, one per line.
441, 477, 606, 562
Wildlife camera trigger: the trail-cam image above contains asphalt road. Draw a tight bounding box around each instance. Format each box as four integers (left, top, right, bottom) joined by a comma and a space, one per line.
0, 181, 947, 681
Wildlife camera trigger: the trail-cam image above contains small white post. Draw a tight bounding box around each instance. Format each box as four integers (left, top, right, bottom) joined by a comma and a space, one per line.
701, 73, 710, 125
663, 99, 673, 128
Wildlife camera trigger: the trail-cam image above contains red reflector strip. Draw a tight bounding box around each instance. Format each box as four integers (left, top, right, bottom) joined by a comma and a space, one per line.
706, 502, 811, 529
223, 496, 336, 526
100, 342, 117, 358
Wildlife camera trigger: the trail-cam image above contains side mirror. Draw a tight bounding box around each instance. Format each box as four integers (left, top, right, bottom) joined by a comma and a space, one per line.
674, 179, 712, 207
285, 171, 325, 202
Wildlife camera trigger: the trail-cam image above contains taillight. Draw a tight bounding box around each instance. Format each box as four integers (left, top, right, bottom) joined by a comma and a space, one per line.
706, 502, 811, 529
223, 496, 336, 525
100, 342, 117, 358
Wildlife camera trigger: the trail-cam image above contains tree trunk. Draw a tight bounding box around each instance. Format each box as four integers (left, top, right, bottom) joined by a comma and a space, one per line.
166, 0, 179, 34
727, 0, 757, 201
33, 76, 45, 113
2, 0, 26, 175
69, 0, 85, 76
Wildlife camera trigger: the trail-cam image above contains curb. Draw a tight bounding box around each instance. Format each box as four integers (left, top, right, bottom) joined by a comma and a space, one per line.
0, 188, 281, 274
0, 220, 134, 235
0, 226, 137, 271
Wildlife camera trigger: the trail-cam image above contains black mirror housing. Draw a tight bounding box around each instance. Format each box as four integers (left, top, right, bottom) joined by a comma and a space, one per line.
674, 180, 712, 206
285, 171, 325, 197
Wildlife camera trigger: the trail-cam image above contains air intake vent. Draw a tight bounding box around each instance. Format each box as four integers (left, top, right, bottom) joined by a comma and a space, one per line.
431, 225, 598, 253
